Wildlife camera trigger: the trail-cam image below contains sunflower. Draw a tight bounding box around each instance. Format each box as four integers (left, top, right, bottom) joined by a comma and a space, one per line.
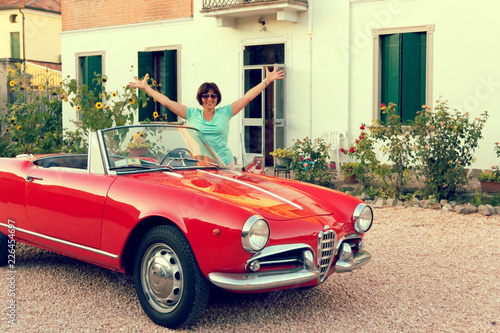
95, 102, 103, 109
17, 125, 22, 130
112, 92, 117, 97
9, 80, 15, 87
129, 98, 136, 105
153, 111, 159, 119
38, 85, 44, 91
76, 106, 82, 111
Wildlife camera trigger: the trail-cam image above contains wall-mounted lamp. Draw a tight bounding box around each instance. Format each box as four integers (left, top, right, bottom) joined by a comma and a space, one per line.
258, 17, 266, 32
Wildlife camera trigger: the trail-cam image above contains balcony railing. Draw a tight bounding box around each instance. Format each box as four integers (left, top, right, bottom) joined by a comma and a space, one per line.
201, 0, 308, 27
202, 0, 308, 10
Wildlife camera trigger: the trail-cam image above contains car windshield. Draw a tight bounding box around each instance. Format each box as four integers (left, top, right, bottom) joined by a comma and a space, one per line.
100, 125, 226, 173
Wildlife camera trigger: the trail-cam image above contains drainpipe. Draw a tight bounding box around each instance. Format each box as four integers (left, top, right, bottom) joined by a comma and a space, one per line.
19, 8, 26, 70
308, 0, 313, 137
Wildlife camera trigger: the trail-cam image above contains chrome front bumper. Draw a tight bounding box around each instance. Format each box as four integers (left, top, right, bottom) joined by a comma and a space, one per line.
335, 248, 372, 273
208, 267, 319, 291
207, 243, 372, 292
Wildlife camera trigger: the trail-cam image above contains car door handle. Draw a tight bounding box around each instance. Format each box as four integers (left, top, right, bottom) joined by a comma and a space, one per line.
27, 176, 43, 182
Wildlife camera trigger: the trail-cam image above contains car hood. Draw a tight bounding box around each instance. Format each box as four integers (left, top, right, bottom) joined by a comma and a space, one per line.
130, 169, 339, 221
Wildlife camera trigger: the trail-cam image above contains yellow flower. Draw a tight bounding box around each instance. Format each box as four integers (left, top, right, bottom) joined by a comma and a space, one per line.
38, 85, 44, 91
17, 125, 22, 130
129, 98, 135, 105
76, 106, 82, 111
9, 80, 15, 87
95, 102, 103, 109
153, 111, 159, 119
53, 133, 57, 139
112, 92, 117, 97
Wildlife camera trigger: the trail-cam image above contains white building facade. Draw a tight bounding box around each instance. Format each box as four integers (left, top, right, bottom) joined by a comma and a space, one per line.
61, 0, 500, 169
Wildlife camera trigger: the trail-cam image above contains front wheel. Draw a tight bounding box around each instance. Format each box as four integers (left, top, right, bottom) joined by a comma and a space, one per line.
133, 225, 210, 328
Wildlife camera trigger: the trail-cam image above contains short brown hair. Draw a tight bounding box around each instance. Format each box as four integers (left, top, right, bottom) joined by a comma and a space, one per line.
196, 82, 221, 106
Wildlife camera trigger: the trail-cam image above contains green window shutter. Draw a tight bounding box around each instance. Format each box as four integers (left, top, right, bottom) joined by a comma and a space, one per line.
401, 32, 426, 123
138, 51, 154, 122
80, 55, 102, 111
11, 32, 20, 59
163, 50, 178, 122
380, 32, 426, 123
380, 34, 402, 121
84, 55, 102, 92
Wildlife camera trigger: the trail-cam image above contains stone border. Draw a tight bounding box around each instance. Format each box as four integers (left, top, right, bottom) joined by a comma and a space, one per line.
357, 195, 500, 216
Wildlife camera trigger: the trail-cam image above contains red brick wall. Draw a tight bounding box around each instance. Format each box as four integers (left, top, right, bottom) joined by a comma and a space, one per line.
61, 0, 193, 31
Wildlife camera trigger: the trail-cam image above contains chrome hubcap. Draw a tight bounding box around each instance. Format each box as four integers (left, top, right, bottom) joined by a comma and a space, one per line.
141, 243, 183, 313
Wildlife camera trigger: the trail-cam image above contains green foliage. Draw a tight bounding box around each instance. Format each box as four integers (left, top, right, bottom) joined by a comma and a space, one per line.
1, 65, 150, 157
470, 191, 500, 207
61, 71, 149, 134
477, 142, 500, 183
340, 125, 376, 187
370, 103, 414, 199
290, 137, 334, 187
1, 64, 63, 157
411, 98, 489, 199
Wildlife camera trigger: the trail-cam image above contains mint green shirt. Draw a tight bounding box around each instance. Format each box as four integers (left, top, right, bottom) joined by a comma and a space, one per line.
186, 105, 234, 165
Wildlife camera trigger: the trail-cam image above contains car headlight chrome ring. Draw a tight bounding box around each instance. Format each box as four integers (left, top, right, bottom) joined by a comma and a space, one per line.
241, 216, 270, 253
353, 203, 373, 234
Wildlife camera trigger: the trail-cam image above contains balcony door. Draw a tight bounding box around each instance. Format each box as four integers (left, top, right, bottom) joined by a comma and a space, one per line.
242, 44, 285, 166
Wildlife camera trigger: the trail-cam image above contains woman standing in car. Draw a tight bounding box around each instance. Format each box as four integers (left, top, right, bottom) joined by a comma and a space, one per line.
129, 66, 284, 169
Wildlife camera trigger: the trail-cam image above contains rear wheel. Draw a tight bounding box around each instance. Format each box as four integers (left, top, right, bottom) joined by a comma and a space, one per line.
133, 225, 209, 328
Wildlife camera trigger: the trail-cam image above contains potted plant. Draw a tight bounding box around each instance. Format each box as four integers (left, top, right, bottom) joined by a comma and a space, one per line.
341, 162, 363, 184
127, 131, 152, 157
477, 142, 500, 193
269, 148, 294, 168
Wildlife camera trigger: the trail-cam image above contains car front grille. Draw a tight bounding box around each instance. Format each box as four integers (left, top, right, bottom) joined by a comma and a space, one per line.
317, 228, 336, 282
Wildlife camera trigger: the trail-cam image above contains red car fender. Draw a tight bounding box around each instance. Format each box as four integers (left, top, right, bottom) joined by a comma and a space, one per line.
101, 176, 257, 276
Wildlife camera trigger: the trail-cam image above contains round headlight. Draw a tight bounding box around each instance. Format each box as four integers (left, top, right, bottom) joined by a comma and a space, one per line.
353, 204, 373, 234
241, 216, 270, 253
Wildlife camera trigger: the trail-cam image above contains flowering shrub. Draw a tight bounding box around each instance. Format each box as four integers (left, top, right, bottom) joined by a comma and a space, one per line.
370, 103, 414, 199
340, 124, 378, 187
0, 64, 62, 156
411, 98, 489, 199
290, 137, 334, 187
60, 70, 149, 133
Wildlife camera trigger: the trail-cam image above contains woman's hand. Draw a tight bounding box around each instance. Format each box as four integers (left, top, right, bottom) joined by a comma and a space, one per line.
128, 74, 150, 90
265, 66, 285, 84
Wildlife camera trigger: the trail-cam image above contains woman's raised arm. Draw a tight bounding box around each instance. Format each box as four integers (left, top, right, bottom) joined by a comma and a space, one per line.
231, 66, 285, 116
129, 74, 187, 119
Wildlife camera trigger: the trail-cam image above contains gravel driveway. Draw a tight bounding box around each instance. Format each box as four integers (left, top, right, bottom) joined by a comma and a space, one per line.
1, 207, 499, 332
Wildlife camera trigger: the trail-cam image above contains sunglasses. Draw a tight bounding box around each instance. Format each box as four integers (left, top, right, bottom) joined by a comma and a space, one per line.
201, 93, 218, 99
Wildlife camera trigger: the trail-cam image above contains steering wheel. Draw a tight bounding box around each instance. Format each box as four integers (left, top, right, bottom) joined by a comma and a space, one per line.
159, 148, 193, 166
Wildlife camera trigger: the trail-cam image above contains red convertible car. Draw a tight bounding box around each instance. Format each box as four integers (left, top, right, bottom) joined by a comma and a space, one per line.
0, 124, 372, 328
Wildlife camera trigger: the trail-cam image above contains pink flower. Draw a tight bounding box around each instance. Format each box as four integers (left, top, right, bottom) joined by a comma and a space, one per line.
349, 147, 355, 153
299, 156, 304, 161
360, 125, 365, 130
303, 163, 309, 168
355, 139, 359, 144
330, 163, 335, 169
307, 157, 312, 161
381, 103, 386, 107
340, 148, 345, 154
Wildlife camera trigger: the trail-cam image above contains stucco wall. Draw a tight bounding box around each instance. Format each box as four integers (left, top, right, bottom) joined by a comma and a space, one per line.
60, 0, 500, 169
0, 9, 61, 63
